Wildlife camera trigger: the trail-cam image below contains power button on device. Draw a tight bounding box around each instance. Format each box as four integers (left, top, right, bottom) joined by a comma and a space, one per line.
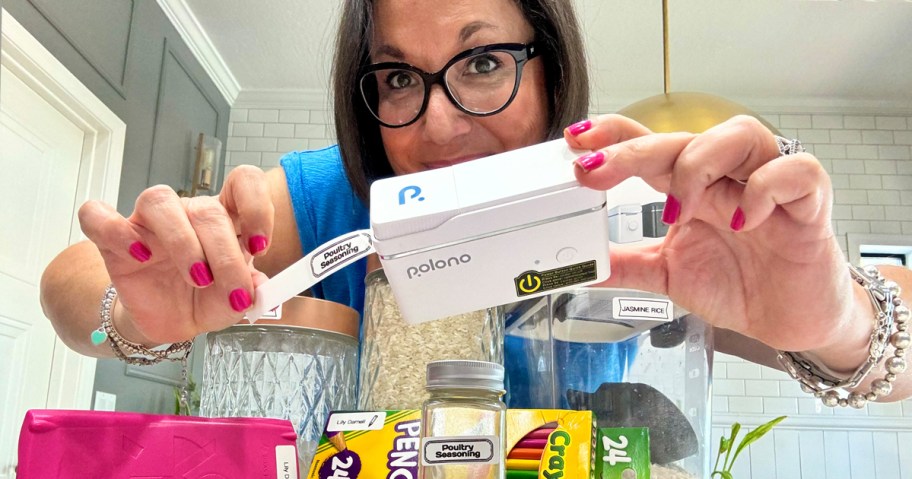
556, 247, 577, 263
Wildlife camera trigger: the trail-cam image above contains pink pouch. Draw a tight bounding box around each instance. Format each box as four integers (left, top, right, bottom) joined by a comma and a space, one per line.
17, 409, 299, 479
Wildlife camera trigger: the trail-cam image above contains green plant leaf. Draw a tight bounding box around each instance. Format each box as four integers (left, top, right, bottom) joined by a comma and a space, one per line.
728, 423, 741, 449
713, 435, 727, 472
172, 374, 201, 416
173, 387, 182, 415
718, 435, 730, 455
730, 416, 787, 467
711, 471, 734, 479
722, 422, 741, 471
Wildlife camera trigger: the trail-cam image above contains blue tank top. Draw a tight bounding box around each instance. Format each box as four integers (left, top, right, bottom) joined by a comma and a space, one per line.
280, 146, 369, 315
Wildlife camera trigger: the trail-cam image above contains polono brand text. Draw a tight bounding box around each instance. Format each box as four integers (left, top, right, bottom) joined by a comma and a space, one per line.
406, 254, 471, 279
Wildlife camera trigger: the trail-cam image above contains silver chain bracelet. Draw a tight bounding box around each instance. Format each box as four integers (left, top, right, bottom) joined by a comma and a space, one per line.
777, 264, 910, 408
90, 283, 193, 366
775, 136, 805, 156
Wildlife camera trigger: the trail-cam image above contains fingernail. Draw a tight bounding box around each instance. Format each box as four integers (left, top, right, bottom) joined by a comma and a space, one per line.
129, 241, 152, 262
190, 262, 213, 287
662, 195, 681, 225
248, 235, 269, 255
730, 207, 746, 231
567, 120, 592, 136
575, 151, 605, 172
229, 288, 252, 312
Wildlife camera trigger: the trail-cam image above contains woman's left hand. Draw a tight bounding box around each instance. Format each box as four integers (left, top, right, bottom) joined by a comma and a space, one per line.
565, 114, 868, 360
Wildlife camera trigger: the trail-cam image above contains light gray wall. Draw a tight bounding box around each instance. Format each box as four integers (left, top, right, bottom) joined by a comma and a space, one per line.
4, 0, 230, 215
5, 0, 230, 414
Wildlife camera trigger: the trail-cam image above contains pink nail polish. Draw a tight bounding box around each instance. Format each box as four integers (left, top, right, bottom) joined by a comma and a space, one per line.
129, 241, 152, 262
229, 288, 252, 312
730, 207, 746, 231
662, 195, 681, 225
190, 262, 213, 287
248, 235, 269, 255
567, 120, 592, 136
576, 151, 605, 172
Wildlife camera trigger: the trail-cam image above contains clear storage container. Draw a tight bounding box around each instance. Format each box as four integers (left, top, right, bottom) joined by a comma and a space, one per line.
420, 360, 507, 479
502, 288, 712, 479
359, 265, 504, 410
199, 296, 359, 470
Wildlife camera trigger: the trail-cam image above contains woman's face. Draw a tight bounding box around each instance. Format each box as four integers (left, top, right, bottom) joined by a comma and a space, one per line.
371, 0, 549, 174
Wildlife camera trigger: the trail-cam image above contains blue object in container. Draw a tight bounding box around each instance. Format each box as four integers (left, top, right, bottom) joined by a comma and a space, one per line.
503, 290, 671, 408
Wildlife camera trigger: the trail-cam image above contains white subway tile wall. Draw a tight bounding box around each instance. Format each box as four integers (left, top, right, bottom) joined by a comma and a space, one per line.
711, 104, 912, 474
710, 425, 912, 479
225, 108, 335, 174
227, 108, 912, 474
720, 94, 912, 379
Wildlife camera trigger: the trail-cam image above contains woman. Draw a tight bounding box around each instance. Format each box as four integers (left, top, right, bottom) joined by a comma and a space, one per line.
42, 0, 911, 406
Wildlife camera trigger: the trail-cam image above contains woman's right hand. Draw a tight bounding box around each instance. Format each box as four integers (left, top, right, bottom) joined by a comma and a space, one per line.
77, 165, 274, 345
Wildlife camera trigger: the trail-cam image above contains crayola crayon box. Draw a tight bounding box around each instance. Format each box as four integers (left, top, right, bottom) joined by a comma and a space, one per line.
596, 427, 650, 479
505, 410, 596, 479
308, 410, 595, 479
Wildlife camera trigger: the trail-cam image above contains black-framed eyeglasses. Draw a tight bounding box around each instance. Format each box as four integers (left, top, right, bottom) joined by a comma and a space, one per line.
359, 42, 539, 128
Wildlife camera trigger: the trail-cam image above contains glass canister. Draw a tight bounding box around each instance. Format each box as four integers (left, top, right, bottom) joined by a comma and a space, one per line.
359, 258, 504, 410
199, 295, 359, 470
502, 288, 712, 479
420, 360, 507, 479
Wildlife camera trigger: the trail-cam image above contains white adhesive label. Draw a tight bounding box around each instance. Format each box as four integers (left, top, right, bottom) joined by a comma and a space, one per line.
326, 411, 387, 432
612, 297, 673, 321
249, 229, 375, 320
258, 304, 282, 319
275, 445, 298, 479
421, 436, 500, 465
311, 231, 374, 278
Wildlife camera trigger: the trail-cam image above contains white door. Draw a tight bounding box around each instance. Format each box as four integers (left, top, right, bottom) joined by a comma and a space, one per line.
0, 65, 86, 479
0, 9, 126, 477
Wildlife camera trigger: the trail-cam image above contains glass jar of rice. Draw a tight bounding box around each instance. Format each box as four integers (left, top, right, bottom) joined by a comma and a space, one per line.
359, 265, 504, 410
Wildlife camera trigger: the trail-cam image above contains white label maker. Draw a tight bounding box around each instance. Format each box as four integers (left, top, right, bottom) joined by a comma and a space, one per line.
369, 139, 611, 323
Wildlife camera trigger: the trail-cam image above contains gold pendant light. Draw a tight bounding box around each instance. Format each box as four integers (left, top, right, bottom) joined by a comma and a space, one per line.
617, 0, 780, 135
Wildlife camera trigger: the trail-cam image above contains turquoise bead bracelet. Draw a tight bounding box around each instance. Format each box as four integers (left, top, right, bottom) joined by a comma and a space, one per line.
91, 283, 192, 365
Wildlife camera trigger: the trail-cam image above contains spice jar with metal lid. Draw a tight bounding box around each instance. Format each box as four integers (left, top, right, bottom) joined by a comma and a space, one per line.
359, 254, 504, 410
199, 295, 359, 470
419, 360, 506, 479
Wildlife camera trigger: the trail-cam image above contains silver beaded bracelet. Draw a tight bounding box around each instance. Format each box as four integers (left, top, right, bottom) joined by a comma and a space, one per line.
775, 136, 805, 156
777, 264, 910, 408
90, 283, 193, 366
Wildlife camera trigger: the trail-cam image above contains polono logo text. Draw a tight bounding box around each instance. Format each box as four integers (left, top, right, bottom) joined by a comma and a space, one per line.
406, 254, 472, 279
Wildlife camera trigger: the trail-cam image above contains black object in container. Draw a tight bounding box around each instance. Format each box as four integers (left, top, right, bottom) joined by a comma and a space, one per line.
642, 201, 669, 238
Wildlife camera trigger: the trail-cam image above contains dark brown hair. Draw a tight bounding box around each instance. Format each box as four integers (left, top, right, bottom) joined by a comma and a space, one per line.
332, 0, 590, 203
